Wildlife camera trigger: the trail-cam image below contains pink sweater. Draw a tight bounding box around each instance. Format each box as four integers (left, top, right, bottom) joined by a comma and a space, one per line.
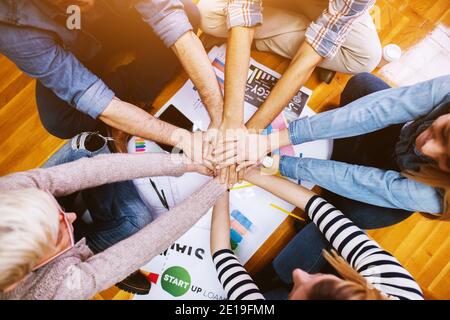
0, 153, 225, 300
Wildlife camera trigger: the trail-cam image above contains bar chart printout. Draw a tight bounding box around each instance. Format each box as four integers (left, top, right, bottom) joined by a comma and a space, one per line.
230, 209, 255, 250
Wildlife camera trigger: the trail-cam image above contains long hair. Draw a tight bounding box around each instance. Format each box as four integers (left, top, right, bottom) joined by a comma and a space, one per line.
307, 250, 389, 300
403, 165, 450, 220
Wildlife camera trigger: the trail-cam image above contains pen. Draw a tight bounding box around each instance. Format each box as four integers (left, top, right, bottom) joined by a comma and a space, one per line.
270, 203, 306, 221
150, 179, 170, 210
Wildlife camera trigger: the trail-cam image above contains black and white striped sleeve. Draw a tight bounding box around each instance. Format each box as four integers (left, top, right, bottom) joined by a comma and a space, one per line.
306, 196, 424, 300
212, 249, 265, 300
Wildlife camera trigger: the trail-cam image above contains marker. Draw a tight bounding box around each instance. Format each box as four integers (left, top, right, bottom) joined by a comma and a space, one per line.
230, 183, 254, 191
270, 203, 305, 221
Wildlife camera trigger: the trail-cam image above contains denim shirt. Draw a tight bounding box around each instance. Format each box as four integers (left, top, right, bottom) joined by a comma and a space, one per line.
0, 0, 192, 119
280, 75, 450, 214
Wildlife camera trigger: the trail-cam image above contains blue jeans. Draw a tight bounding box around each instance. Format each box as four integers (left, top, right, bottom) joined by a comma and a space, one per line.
44, 136, 153, 254
273, 73, 414, 284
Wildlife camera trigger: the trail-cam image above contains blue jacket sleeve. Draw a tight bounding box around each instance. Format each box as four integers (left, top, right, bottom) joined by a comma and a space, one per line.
0, 23, 114, 119
289, 75, 450, 145
280, 156, 443, 214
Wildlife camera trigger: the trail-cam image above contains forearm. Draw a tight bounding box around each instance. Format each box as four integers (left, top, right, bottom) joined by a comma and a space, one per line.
245, 171, 316, 212
70, 179, 226, 300
210, 192, 231, 254
223, 27, 255, 125
279, 156, 443, 213
172, 31, 223, 126
0, 153, 191, 197
100, 97, 190, 147
268, 129, 292, 152
288, 75, 450, 145
247, 42, 322, 130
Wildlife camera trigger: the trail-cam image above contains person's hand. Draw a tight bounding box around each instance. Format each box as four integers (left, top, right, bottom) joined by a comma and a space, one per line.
214, 132, 272, 172
187, 162, 216, 177
203, 124, 220, 164
216, 121, 248, 187
242, 163, 260, 181
179, 131, 215, 172
242, 154, 280, 182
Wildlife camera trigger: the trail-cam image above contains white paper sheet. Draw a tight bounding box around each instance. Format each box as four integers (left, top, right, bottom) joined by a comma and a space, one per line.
127, 45, 333, 300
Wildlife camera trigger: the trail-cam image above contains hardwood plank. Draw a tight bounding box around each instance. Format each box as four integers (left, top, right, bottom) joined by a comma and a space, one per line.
0, 72, 32, 110
416, 237, 450, 288
429, 262, 450, 300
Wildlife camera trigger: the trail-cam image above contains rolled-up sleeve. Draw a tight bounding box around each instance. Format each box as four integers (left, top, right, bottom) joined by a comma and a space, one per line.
226, 0, 263, 29
280, 156, 443, 214
305, 0, 374, 58
135, 0, 193, 47
288, 75, 450, 145
0, 23, 114, 118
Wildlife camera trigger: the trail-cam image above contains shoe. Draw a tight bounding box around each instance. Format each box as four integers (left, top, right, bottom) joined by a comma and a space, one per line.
115, 270, 151, 295
317, 67, 336, 84
71, 132, 111, 153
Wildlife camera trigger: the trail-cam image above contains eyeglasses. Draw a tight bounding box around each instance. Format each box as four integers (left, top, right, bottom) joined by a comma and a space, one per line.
32, 191, 75, 271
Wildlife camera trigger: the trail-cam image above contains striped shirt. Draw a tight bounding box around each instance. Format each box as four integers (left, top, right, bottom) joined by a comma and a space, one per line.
224, 0, 375, 58
213, 196, 424, 300
212, 249, 265, 300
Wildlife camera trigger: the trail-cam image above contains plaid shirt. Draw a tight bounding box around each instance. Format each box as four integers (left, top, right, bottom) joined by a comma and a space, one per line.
225, 0, 375, 58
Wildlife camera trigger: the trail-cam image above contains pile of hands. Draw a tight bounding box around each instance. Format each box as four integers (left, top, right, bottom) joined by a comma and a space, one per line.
181, 124, 281, 188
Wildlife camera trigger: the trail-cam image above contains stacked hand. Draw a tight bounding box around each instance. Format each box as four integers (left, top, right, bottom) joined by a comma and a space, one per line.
213, 131, 272, 171
215, 122, 249, 187
178, 127, 281, 187
177, 130, 216, 176
207, 127, 279, 187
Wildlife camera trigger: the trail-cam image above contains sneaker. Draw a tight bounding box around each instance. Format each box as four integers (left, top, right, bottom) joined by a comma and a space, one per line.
71, 132, 112, 153
115, 270, 151, 295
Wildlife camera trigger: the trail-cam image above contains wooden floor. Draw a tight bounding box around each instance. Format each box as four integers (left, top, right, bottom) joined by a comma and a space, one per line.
0, 0, 449, 299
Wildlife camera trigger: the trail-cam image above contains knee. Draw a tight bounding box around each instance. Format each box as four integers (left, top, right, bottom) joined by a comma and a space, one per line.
40, 120, 77, 139
87, 219, 142, 253
340, 72, 378, 104
181, 0, 201, 32
35, 83, 67, 138
129, 213, 153, 230
35, 82, 99, 139
197, 0, 228, 37
347, 39, 382, 74
272, 252, 294, 285
37, 107, 79, 139
347, 72, 379, 88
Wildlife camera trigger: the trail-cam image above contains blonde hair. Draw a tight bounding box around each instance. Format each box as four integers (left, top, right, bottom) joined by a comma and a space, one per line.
309, 250, 389, 300
403, 165, 450, 220
0, 189, 60, 291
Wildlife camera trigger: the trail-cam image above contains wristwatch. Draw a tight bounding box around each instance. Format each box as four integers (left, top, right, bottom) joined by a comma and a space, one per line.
262, 156, 274, 168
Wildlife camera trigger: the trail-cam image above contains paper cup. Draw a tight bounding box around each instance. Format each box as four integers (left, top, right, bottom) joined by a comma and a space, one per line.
378, 44, 402, 67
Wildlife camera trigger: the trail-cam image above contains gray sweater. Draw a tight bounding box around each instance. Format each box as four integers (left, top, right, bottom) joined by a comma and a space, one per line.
0, 153, 225, 300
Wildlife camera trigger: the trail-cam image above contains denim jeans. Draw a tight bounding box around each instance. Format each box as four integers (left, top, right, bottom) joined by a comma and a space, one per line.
36, 0, 200, 139
273, 73, 414, 285
44, 136, 153, 254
